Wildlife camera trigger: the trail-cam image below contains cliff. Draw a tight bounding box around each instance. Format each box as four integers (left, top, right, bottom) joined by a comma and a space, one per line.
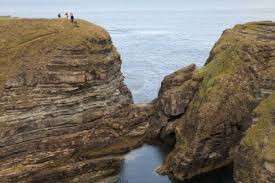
156, 21, 275, 181
0, 18, 274, 183
0, 18, 150, 182
234, 93, 275, 183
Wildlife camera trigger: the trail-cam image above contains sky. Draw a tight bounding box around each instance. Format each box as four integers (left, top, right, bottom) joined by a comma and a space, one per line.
1, 0, 275, 11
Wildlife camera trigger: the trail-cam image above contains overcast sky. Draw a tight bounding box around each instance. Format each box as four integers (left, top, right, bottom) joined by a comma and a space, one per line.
1, 0, 275, 11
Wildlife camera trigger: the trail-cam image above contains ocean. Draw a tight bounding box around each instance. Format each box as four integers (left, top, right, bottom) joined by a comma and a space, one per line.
1, 9, 275, 103
1, 7, 275, 183
85, 9, 275, 103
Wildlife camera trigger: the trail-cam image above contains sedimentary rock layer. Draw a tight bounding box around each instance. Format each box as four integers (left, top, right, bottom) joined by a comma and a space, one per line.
157, 21, 275, 181
1, 18, 274, 183
0, 18, 149, 182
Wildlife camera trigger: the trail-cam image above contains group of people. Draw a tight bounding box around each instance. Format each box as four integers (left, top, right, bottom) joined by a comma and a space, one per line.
58, 12, 75, 23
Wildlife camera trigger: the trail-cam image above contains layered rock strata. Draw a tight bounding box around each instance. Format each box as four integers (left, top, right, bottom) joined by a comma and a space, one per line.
0, 18, 275, 183
156, 21, 275, 181
0, 18, 149, 182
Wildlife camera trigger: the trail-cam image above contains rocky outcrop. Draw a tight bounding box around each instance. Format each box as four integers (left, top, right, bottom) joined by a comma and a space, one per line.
156, 21, 275, 180
157, 64, 200, 117
1, 18, 274, 183
0, 18, 149, 182
155, 64, 201, 146
234, 93, 275, 183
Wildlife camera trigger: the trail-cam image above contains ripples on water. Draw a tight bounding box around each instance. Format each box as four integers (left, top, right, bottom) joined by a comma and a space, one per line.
87, 9, 275, 103
1, 8, 275, 183
2, 9, 275, 103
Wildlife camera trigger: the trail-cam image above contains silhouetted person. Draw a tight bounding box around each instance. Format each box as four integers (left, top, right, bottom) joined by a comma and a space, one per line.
70, 13, 74, 23
58, 13, 61, 18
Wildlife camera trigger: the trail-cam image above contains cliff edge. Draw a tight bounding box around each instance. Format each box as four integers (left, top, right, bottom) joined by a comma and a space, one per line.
156, 21, 275, 181
0, 18, 274, 183
0, 18, 150, 182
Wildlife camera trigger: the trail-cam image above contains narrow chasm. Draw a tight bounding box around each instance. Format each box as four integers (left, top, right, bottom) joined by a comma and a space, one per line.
117, 142, 234, 183
117, 143, 174, 183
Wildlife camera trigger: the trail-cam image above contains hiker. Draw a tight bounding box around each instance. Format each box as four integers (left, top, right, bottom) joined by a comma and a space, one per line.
65, 12, 69, 19
58, 13, 61, 18
70, 12, 74, 23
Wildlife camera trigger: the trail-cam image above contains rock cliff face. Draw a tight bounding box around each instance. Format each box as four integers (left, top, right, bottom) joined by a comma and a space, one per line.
234, 93, 275, 183
156, 21, 275, 181
0, 18, 274, 183
0, 18, 149, 182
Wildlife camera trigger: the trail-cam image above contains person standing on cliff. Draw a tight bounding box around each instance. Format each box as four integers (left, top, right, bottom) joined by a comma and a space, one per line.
70, 12, 74, 23
58, 13, 61, 18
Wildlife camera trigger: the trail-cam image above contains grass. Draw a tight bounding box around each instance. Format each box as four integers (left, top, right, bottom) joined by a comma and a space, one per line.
241, 92, 275, 160
238, 93, 275, 182
181, 26, 247, 124
0, 18, 112, 116
0, 18, 110, 89
175, 21, 275, 156
193, 21, 275, 109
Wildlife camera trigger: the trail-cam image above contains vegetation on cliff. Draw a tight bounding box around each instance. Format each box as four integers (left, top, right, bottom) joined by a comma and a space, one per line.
0, 18, 111, 98
242, 93, 274, 149
0, 17, 274, 182
234, 93, 275, 182
158, 21, 275, 181
0, 18, 150, 183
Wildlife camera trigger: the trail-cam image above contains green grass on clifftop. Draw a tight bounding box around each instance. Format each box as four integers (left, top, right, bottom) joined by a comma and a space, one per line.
176, 21, 275, 155
0, 18, 110, 97
192, 22, 275, 114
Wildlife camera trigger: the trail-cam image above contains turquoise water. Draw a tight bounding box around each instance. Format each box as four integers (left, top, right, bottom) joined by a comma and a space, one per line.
1, 7, 275, 183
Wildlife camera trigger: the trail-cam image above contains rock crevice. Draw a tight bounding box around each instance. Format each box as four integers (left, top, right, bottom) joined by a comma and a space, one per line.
154, 21, 275, 182
0, 18, 147, 183
0, 18, 274, 183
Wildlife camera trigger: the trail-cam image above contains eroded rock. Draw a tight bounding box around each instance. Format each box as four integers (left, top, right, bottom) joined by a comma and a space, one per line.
158, 64, 201, 117
1, 18, 275, 183
234, 93, 275, 183
158, 21, 275, 181
0, 18, 148, 183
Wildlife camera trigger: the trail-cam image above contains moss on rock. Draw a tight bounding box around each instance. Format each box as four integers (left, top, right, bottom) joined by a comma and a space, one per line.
234, 93, 275, 183
159, 21, 275, 181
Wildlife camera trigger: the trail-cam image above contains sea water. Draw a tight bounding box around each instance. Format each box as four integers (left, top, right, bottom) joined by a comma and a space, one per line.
1, 7, 275, 183
118, 144, 233, 183
2, 9, 275, 103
